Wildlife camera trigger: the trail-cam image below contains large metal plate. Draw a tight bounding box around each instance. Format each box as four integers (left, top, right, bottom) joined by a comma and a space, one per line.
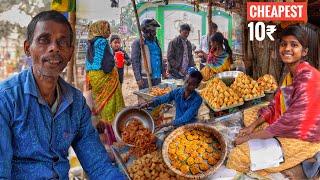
133, 83, 171, 101
214, 71, 244, 86
113, 107, 155, 146
203, 99, 244, 112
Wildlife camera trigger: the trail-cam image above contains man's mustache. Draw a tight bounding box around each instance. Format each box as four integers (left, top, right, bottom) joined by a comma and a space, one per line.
42, 54, 63, 64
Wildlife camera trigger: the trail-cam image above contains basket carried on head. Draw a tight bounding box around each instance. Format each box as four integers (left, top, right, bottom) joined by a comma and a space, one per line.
162, 123, 227, 179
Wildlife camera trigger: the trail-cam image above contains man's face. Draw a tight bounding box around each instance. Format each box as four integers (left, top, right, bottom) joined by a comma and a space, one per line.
279, 35, 307, 65
180, 30, 190, 39
144, 28, 157, 40
24, 20, 74, 79
111, 39, 121, 51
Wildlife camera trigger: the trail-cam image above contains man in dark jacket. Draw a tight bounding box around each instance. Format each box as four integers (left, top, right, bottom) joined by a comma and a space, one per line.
167, 23, 195, 79
131, 19, 166, 90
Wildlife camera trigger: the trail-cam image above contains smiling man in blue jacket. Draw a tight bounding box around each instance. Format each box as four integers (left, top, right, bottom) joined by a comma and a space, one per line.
0, 10, 125, 179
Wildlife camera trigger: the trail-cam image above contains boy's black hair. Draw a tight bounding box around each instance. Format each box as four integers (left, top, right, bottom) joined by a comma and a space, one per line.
180, 23, 191, 32
26, 10, 73, 45
280, 25, 308, 48
189, 71, 203, 84
110, 34, 121, 43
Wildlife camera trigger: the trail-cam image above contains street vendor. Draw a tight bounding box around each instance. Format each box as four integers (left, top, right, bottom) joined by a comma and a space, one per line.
226, 25, 320, 175
199, 32, 233, 74
0, 10, 125, 179
139, 68, 203, 128
195, 22, 218, 69
131, 18, 166, 90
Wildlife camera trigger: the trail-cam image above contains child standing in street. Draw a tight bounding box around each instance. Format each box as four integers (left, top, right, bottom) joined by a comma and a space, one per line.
110, 34, 131, 85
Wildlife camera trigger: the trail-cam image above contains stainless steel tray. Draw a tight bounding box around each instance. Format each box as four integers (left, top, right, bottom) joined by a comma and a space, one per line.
264, 90, 276, 94
133, 83, 171, 101
243, 94, 265, 101
214, 71, 244, 86
203, 99, 244, 112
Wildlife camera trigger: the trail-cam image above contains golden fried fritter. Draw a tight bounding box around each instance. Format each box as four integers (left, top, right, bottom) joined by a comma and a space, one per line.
180, 165, 190, 174
194, 156, 204, 164
206, 146, 214, 153
190, 151, 198, 158
186, 157, 195, 166
190, 164, 201, 175
208, 157, 218, 166
197, 147, 205, 154
199, 163, 209, 171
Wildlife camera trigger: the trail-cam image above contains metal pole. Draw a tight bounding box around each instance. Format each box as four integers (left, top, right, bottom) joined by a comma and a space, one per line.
131, 0, 152, 88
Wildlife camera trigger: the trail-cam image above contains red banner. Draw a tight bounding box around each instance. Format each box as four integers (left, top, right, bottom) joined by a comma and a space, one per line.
247, 2, 307, 22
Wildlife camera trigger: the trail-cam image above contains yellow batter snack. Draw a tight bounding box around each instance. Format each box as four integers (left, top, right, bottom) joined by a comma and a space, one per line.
202, 152, 209, 160
180, 165, 190, 174
206, 146, 214, 153
190, 151, 198, 158
200, 78, 243, 109
186, 157, 195, 165
211, 151, 221, 160
172, 160, 182, 169
168, 147, 176, 155
257, 74, 278, 92
194, 156, 204, 164
168, 129, 223, 175
197, 147, 206, 154
190, 164, 201, 175
230, 73, 264, 99
199, 163, 209, 171
178, 154, 188, 161
205, 137, 213, 144
208, 157, 218, 166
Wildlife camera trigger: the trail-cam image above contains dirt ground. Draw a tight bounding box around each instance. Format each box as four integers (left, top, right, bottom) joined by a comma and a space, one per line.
121, 66, 139, 106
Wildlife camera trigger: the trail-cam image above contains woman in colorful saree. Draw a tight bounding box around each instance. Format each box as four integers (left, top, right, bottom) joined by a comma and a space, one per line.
85, 20, 125, 145
199, 32, 233, 73
226, 25, 320, 175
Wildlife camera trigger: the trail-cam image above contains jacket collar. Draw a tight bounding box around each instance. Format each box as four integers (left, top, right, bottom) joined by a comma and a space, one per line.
23, 67, 73, 107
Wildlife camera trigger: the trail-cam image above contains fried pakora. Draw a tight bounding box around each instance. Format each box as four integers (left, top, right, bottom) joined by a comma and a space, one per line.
190, 165, 201, 175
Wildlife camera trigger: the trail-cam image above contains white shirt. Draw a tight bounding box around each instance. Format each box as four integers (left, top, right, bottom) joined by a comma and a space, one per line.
196, 35, 209, 53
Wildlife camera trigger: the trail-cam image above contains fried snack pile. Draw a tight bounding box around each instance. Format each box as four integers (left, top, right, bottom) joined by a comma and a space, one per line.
150, 87, 171, 96
200, 66, 216, 81
257, 74, 278, 92
168, 130, 222, 175
128, 151, 188, 180
230, 74, 264, 100
121, 120, 157, 158
200, 78, 243, 109
243, 104, 269, 131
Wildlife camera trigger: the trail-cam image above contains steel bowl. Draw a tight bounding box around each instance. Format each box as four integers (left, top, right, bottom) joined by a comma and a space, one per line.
113, 107, 155, 146
214, 71, 244, 86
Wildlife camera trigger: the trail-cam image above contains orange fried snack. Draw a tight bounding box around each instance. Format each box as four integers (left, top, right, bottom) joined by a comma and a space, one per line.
121, 119, 157, 158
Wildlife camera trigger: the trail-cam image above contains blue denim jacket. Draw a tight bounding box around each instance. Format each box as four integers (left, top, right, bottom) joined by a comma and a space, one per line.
0, 68, 125, 180
152, 87, 202, 126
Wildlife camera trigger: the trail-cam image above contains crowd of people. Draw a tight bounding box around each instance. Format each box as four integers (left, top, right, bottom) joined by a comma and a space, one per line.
0, 9, 320, 179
